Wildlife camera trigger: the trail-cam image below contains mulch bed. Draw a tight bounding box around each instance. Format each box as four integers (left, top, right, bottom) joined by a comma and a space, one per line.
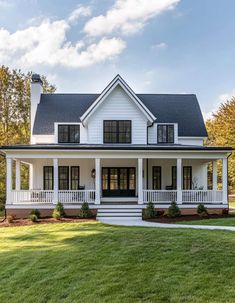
0, 217, 96, 228
146, 214, 235, 224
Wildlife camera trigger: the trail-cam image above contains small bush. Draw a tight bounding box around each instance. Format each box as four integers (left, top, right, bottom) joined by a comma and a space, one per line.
55, 202, 65, 217
30, 209, 41, 218
167, 201, 181, 218
197, 204, 208, 217
143, 201, 155, 219
29, 214, 38, 222
7, 215, 14, 224
52, 209, 61, 220
79, 202, 92, 218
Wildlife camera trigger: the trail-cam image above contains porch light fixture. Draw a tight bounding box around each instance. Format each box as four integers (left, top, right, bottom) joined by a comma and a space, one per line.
91, 169, 96, 179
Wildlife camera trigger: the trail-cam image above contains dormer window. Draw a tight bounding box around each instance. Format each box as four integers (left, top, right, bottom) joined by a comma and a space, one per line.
103, 120, 131, 143
58, 125, 80, 143
157, 125, 174, 144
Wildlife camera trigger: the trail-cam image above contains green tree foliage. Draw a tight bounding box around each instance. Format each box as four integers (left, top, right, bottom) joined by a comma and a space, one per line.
0, 66, 56, 210
206, 97, 235, 191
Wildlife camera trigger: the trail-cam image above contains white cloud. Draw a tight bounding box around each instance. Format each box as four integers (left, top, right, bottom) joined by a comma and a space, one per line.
68, 5, 91, 24
218, 89, 235, 103
203, 89, 235, 121
84, 0, 180, 36
0, 18, 126, 68
152, 42, 168, 50
0, 0, 14, 9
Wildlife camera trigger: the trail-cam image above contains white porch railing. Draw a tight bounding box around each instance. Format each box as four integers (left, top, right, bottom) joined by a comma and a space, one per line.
143, 190, 177, 203
12, 190, 54, 204
182, 190, 223, 203
58, 190, 95, 203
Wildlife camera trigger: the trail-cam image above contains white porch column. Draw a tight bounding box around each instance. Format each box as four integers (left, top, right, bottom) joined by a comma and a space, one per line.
212, 160, 217, 190
95, 158, 101, 204
177, 158, 182, 204
6, 158, 13, 204
222, 158, 228, 204
29, 164, 33, 190
15, 160, 21, 191
138, 158, 143, 204
53, 158, 58, 204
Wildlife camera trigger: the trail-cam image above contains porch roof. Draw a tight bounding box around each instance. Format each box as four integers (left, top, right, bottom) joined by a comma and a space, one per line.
0, 143, 233, 152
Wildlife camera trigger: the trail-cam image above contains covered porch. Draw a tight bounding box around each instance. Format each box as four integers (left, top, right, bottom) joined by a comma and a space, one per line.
5, 152, 228, 207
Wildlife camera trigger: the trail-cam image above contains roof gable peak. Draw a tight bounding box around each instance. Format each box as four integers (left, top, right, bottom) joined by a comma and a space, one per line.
80, 75, 156, 124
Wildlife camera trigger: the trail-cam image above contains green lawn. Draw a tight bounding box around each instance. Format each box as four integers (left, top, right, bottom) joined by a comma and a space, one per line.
177, 217, 235, 226
1, 222, 235, 303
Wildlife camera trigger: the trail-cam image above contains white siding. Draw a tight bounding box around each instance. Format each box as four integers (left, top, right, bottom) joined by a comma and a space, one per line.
87, 86, 148, 144
148, 123, 178, 144
178, 138, 204, 146
31, 135, 55, 144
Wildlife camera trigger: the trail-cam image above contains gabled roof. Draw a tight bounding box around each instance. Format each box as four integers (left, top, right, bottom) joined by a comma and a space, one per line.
80, 75, 156, 124
33, 80, 208, 137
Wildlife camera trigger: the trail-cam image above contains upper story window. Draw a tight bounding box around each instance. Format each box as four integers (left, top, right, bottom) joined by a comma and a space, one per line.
157, 124, 174, 144
103, 120, 131, 143
58, 125, 80, 143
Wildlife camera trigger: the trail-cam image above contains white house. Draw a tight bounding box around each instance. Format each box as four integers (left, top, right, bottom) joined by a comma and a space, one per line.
0, 74, 232, 218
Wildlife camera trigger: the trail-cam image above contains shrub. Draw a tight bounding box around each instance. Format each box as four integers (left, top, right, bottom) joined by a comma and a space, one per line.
167, 201, 181, 218
30, 209, 41, 218
197, 203, 208, 217
79, 202, 92, 218
143, 201, 155, 219
55, 202, 65, 217
52, 209, 61, 220
6, 215, 14, 224
29, 214, 38, 222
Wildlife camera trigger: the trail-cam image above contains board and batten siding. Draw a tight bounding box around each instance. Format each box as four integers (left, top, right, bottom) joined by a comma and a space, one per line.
87, 86, 148, 144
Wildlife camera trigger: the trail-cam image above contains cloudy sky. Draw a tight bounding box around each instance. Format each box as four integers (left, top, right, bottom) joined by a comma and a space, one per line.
0, 0, 235, 118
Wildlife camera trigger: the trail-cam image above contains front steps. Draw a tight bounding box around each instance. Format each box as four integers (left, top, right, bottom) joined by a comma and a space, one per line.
97, 204, 142, 219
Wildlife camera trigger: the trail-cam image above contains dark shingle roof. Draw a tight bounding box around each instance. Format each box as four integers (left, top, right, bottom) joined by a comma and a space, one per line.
33, 93, 207, 137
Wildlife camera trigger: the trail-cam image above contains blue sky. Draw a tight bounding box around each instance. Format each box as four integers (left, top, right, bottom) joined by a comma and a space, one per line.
0, 0, 235, 118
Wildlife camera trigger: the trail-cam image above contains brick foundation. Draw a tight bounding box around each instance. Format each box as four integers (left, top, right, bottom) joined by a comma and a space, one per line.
155, 208, 225, 215
6, 208, 97, 219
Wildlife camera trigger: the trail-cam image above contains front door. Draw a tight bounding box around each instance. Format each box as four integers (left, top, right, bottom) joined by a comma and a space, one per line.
102, 167, 136, 197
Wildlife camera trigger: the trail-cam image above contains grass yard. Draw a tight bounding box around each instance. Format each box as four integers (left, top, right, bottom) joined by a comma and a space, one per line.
1, 222, 235, 303
176, 217, 235, 226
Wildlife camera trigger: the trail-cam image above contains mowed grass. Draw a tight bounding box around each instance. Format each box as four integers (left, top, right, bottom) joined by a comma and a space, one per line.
1, 222, 235, 303
177, 217, 235, 226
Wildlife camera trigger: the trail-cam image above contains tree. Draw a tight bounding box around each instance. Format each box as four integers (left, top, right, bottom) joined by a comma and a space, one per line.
0, 66, 56, 210
206, 97, 235, 190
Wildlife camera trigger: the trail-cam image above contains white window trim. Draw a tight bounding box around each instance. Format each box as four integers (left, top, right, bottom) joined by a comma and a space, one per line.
54, 122, 82, 144
156, 123, 178, 144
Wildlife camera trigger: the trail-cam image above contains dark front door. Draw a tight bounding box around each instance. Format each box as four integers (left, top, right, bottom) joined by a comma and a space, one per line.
102, 167, 136, 197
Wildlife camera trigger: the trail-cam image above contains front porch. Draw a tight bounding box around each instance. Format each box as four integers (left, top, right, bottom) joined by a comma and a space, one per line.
6, 156, 228, 207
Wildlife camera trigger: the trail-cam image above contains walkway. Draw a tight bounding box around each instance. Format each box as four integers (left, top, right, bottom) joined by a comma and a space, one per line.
99, 217, 235, 231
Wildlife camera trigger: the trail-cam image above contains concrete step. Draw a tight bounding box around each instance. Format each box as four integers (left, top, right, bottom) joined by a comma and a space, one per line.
97, 207, 142, 218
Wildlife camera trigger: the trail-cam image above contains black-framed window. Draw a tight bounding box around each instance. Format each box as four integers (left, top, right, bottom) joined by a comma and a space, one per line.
43, 166, 53, 190
58, 125, 80, 143
103, 120, 131, 143
157, 125, 174, 143
152, 166, 161, 190
172, 166, 177, 189
59, 166, 69, 190
71, 166, 80, 190
183, 166, 192, 190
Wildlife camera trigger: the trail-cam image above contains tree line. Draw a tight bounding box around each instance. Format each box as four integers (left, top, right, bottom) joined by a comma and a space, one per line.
0, 66, 56, 210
